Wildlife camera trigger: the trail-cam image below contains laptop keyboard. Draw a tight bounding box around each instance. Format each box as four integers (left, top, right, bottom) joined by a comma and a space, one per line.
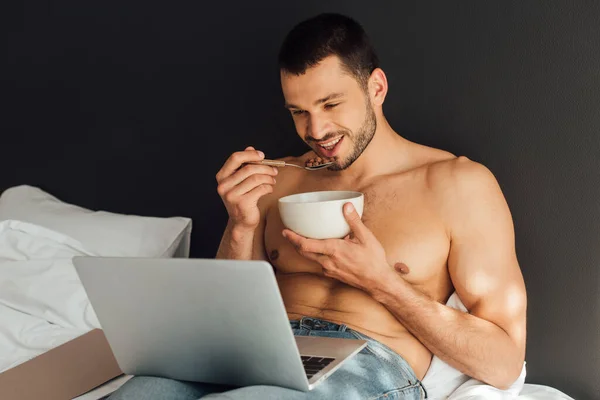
301, 355, 335, 379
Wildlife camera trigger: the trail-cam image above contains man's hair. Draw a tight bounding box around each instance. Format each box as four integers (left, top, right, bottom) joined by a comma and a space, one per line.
278, 13, 380, 89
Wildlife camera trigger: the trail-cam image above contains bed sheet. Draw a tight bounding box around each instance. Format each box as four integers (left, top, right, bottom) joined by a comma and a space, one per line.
0, 220, 100, 373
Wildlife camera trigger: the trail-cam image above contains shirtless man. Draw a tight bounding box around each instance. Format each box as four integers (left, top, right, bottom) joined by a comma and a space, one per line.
109, 13, 526, 400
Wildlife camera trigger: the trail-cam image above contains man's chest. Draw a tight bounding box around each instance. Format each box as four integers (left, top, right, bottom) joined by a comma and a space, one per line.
264, 182, 453, 300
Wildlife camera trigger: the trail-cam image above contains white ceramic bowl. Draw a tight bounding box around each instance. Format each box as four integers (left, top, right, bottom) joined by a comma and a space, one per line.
278, 191, 364, 239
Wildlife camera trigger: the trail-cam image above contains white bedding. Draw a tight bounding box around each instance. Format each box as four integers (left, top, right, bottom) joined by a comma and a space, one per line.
0, 219, 575, 399
0, 219, 100, 373
422, 292, 574, 399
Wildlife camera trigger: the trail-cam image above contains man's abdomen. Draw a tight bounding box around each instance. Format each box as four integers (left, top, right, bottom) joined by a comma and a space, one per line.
276, 272, 433, 380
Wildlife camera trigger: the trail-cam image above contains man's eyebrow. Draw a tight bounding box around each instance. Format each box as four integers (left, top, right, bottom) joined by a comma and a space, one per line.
284, 92, 345, 109
315, 92, 344, 105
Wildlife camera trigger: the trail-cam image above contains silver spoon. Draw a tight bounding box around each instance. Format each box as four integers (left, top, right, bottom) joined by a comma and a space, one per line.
246, 159, 334, 170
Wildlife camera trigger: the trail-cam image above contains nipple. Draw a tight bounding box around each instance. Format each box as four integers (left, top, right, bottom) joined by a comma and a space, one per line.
394, 262, 410, 275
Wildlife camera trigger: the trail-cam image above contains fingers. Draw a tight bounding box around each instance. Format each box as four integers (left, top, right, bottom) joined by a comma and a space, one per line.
217, 164, 278, 197
215, 147, 278, 229
242, 181, 276, 203
217, 165, 277, 220
342, 203, 367, 243
216, 146, 266, 183
227, 182, 275, 222
224, 172, 276, 200
216, 146, 278, 204
282, 229, 337, 257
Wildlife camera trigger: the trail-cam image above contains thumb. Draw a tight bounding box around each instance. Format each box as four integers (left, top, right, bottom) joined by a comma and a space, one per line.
343, 203, 366, 242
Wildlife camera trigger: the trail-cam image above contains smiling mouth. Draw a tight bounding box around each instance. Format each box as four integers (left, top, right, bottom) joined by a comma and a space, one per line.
318, 136, 343, 150
315, 136, 344, 158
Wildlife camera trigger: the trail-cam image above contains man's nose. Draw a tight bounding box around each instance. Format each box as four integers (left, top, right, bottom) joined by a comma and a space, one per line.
306, 114, 330, 140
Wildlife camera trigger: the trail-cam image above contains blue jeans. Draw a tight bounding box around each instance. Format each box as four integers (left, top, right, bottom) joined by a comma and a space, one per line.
108, 317, 427, 400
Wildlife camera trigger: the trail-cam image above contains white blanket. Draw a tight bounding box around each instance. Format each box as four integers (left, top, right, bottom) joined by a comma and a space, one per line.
0, 220, 100, 373
422, 292, 574, 399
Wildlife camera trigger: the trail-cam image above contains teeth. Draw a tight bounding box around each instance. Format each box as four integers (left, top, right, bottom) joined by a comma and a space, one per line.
320, 137, 342, 150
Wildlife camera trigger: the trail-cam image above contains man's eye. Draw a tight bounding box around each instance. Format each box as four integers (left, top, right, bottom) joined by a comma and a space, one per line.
324, 103, 339, 110
291, 110, 305, 116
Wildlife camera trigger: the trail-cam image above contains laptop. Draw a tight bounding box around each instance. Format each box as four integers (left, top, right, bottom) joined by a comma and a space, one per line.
73, 257, 367, 391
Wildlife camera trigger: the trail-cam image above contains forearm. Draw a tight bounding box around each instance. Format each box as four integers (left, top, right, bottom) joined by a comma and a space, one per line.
370, 275, 522, 389
215, 220, 255, 260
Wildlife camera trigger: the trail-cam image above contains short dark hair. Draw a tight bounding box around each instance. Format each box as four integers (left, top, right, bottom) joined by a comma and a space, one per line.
278, 13, 380, 88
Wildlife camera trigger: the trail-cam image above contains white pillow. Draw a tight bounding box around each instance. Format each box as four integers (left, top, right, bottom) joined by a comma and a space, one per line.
0, 185, 192, 258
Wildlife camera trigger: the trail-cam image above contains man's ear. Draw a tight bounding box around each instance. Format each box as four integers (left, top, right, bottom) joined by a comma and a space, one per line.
368, 68, 388, 107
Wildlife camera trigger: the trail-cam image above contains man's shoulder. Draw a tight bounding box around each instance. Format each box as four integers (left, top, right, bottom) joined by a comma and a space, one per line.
426, 155, 503, 209
427, 155, 493, 180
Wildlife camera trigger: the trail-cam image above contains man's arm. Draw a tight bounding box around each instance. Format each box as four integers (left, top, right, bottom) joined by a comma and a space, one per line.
214, 146, 278, 261
215, 217, 268, 260
216, 182, 272, 260
370, 158, 527, 389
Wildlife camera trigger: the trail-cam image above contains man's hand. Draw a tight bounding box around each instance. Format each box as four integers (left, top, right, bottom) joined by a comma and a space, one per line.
216, 146, 278, 231
282, 202, 395, 293
215, 146, 278, 261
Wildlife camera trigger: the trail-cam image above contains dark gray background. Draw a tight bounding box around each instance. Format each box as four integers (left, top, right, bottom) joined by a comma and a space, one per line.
2, 1, 598, 398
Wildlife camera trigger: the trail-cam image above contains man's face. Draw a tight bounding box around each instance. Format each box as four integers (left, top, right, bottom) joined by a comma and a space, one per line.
281, 56, 376, 171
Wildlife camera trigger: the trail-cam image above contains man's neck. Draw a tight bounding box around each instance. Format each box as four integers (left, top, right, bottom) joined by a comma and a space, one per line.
334, 118, 410, 186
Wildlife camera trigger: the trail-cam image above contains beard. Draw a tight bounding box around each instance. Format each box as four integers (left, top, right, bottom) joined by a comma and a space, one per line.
328, 99, 377, 171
